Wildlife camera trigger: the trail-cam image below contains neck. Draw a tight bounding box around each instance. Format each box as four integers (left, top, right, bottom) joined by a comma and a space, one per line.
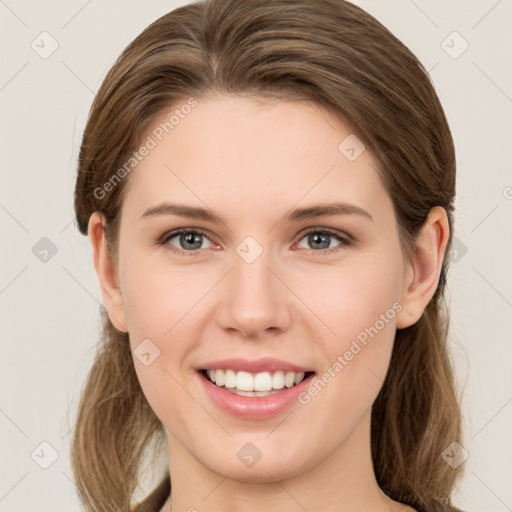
161, 411, 412, 512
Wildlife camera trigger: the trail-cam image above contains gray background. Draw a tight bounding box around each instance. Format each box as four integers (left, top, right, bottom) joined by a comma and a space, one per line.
1, 0, 511, 510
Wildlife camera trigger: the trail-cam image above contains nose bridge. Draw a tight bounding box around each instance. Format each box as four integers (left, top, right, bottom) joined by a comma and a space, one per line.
218, 237, 291, 336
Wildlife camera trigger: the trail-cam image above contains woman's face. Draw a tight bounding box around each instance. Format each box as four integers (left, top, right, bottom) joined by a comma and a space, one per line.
106, 94, 416, 481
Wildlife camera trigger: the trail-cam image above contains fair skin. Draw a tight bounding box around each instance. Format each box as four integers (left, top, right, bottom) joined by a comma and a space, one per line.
89, 94, 448, 512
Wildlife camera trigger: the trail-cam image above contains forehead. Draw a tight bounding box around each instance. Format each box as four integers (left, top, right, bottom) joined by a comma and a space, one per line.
121, 95, 390, 224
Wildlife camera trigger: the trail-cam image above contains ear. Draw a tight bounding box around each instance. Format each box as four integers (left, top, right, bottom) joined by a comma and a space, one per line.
88, 211, 128, 333
396, 206, 450, 329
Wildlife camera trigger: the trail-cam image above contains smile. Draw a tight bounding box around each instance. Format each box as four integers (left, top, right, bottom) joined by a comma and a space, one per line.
203, 369, 310, 397
197, 358, 316, 419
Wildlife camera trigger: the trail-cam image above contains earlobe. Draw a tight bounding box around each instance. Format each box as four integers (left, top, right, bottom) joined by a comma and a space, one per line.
88, 212, 128, 333
396, 206, 450, 329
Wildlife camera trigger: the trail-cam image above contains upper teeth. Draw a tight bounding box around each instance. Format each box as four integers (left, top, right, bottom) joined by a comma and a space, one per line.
207, 369, 306, 392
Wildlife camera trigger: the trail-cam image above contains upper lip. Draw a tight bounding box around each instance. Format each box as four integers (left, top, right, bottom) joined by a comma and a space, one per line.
198, 357, 314, 374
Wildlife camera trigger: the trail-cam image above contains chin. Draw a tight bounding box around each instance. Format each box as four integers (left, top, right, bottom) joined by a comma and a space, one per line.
197, 441, 319, 484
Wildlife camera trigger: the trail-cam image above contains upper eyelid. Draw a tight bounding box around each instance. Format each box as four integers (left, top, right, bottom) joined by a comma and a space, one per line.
298, 226, 351, 238
161, 227, 216, 244
161, 226, 351, 249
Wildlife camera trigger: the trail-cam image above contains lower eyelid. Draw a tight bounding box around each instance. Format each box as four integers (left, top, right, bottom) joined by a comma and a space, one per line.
163, 231, 215, 250
294, 235, 351, 254
160, 229, 351, 253
299, 228, 351, 241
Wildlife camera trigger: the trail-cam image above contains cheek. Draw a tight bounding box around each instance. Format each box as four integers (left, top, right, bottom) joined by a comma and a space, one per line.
120, 255, 218, 424
292, 250, 404, 349
293, 252, 403, 411
123, 266, 196, 430
120, 252, 217, 342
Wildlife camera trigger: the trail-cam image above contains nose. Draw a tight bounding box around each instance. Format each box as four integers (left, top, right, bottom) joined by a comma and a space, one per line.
217, 247, 293, 339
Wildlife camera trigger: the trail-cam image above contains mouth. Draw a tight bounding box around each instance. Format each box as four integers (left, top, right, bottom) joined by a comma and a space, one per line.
196, 358, 316, 419
200, 368, 315, 397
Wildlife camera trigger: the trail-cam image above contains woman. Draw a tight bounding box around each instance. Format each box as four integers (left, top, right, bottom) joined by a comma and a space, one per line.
72, 0, 464, 511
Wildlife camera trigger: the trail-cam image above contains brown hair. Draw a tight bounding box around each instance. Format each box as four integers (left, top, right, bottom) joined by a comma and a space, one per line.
72, 0, 464, 511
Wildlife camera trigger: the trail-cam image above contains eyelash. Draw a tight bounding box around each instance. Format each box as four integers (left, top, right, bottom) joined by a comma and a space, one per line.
157, 227, 353, 256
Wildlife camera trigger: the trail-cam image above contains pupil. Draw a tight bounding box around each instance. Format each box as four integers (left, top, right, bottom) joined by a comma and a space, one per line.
182, 232, 202, 249
310, 233, 329, 249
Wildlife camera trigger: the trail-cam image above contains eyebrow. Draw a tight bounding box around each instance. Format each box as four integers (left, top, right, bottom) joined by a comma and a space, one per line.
285, 203, 373, 223
138, 201, 374, 224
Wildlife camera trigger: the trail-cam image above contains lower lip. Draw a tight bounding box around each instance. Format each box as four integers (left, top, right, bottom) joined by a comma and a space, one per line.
198, 371, 315, 420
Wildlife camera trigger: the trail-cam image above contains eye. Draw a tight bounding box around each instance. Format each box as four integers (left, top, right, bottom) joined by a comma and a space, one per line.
295, 228, 352, 252
158, 227, 352, 255
161, 229, 215, 253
